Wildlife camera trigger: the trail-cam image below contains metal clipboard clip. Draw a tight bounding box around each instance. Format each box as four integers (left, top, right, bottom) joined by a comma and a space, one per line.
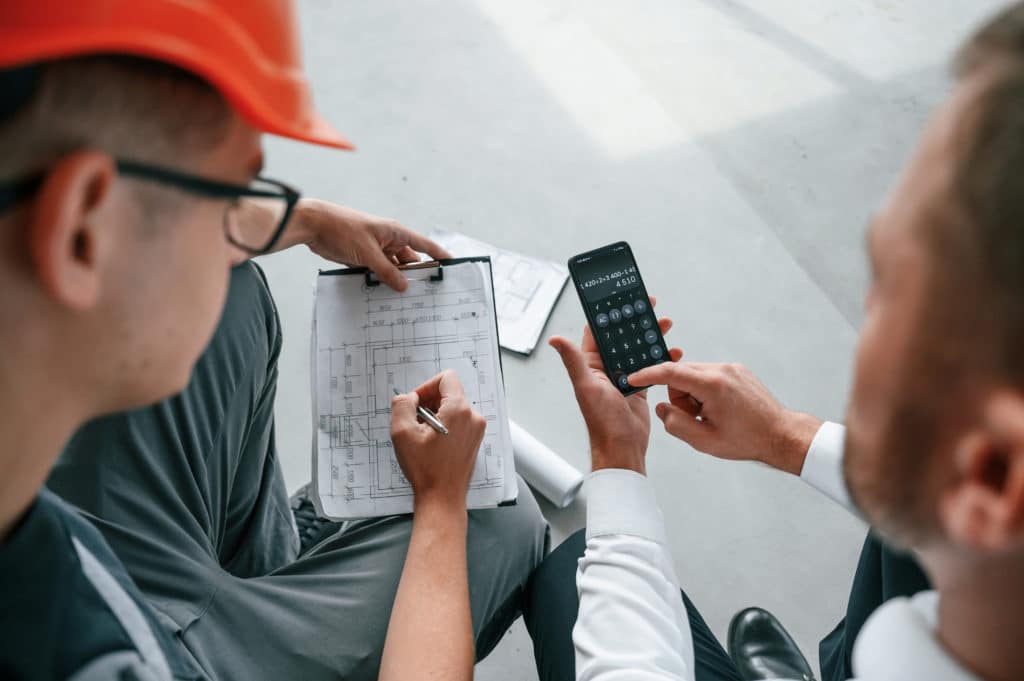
364, 260, 445, 287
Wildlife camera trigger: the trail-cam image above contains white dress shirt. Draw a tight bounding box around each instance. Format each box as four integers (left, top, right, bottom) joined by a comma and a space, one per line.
573, 422, 985, 681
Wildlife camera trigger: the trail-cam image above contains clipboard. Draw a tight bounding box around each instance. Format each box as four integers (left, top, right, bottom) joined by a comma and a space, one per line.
311, 257, 519, 519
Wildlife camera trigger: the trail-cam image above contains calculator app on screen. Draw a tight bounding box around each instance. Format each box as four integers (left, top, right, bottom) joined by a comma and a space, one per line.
568, 242, 669, 395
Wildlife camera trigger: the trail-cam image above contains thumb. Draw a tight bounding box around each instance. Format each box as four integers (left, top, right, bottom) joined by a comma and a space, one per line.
549, 336, 587, 386
656, 402, 712, 451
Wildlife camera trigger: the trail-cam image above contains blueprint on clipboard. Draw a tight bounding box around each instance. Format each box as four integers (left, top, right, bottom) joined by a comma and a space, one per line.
311, 258, 518, 520
430, 229, 568, 355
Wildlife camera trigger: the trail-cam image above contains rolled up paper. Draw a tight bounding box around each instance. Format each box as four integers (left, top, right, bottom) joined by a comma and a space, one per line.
510, 419, 585, 508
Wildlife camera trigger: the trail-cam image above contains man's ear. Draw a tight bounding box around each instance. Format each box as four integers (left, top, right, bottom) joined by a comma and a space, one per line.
940, 392, 1024, 552
28, 151, 117, 310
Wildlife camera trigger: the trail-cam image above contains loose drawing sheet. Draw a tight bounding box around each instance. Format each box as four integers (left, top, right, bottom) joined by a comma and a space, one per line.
312, 260, 516, 519
430, 229, 568, 355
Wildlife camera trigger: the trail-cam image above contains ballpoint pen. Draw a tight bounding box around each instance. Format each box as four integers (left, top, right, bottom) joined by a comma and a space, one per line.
393, 387, 449, 435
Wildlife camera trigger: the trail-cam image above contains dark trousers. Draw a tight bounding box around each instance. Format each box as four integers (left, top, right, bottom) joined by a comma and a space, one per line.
524, 529, 930, 681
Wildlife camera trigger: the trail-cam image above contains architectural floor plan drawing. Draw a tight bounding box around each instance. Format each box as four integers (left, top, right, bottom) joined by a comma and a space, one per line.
312, 259, 517, 519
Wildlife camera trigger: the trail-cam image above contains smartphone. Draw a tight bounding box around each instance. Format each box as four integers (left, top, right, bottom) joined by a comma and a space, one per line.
568, 241, 669, 395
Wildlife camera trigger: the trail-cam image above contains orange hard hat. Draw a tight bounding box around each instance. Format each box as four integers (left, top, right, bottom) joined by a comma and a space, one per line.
0, 0, 354, 150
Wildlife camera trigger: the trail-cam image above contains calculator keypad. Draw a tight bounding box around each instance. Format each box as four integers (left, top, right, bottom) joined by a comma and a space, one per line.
590, 292, 669, 391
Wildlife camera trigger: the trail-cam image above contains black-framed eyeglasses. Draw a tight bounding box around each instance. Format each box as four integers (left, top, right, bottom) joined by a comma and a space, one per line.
0, 159, 301, 256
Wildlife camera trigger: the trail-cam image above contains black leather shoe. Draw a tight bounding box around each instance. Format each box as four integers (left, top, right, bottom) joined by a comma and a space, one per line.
727, 607, 816, 681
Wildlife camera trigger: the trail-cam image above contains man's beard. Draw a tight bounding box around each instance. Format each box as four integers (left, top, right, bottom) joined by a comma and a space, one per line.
843, 393, 945, 550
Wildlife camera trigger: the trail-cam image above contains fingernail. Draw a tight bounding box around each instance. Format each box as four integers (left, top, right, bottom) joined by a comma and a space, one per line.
655, 403, 667, 418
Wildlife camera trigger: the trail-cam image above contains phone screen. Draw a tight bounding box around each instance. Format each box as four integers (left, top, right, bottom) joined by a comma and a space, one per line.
569, 241, 669, 394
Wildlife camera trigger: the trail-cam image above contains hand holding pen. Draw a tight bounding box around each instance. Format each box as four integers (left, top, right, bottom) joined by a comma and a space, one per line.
393, 387, 448, 435
390, 370, 487, 509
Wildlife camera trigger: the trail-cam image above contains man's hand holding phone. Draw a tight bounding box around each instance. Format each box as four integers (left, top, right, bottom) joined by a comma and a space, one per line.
551, 298, 682, 475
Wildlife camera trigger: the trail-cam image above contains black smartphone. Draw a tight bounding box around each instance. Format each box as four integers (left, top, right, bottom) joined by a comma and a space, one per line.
568, 241, 669, 395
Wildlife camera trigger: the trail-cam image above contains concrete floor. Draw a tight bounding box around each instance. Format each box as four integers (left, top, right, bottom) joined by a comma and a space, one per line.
257, 1, 1006, 678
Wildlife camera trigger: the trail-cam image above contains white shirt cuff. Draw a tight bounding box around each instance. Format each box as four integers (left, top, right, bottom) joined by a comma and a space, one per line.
585, 468, 668, 545
799, 421, 855, 512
